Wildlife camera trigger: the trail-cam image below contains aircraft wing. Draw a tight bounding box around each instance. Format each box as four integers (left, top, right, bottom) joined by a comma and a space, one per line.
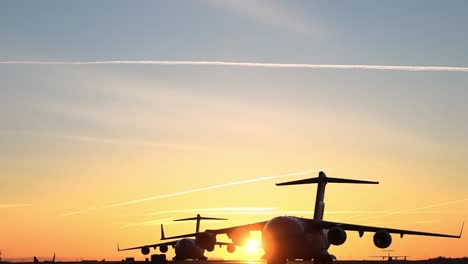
305, 219, 463, 238
206, 220, 268, 235
117, 240, 178, 252
162, 220, 268, 240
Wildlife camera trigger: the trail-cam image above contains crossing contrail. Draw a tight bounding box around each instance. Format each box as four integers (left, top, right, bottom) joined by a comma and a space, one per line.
103, 169, 320, 208
1, 60, 468, 72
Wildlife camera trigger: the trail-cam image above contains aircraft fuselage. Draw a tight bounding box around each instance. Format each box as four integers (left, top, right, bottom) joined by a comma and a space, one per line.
173, 238, 206, 261
262, 216, 330, 261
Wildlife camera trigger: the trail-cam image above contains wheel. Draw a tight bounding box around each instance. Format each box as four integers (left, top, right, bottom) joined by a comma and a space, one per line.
315, 255, 334, 264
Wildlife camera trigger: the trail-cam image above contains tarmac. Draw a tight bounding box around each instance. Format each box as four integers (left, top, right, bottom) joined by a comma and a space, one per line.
3, 259, 468, 264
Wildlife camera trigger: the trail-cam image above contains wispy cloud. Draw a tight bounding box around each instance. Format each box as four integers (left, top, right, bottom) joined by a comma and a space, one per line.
120, 217, 224, 229
386, 197, 468, 215
120, 217, 177, 229
347, 197, 468, 222
206, 0, 309, 33
145, 207, 277, 216
203, 210, 445, 216
1, 60, 468, 72
60, 206, 99, 217
104, 169, 320, 208
0, 203, 32, 208
61, 211, 84, 217
1, 129, 202, 151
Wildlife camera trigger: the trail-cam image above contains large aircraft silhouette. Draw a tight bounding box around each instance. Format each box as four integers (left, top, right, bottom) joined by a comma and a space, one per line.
118, 214, 236, 260
162, 171, 463, 264
33, 253, 55, 264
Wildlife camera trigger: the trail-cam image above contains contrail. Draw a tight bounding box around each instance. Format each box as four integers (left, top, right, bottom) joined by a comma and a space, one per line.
104, 169, 319, 208
1, 60, 468, 72
386, 197, 468, 214
347, 197, 468, 222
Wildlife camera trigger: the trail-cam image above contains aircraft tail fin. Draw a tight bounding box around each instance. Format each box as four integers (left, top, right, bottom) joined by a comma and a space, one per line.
173, 214, 227, 233
34, 257, 40, 264
459, 221, 464, 238
276, 171, 378, 220
160, 224, 166, 240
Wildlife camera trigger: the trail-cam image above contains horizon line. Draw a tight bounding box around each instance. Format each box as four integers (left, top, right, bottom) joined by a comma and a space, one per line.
1, 60, 468, 72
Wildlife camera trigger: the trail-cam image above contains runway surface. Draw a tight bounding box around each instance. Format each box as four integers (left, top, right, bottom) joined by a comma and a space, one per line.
3, 259, 468, 264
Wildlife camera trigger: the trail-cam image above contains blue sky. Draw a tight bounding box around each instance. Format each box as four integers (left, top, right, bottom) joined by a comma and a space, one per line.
1, 0, 468, 64
1, 0, 468, 259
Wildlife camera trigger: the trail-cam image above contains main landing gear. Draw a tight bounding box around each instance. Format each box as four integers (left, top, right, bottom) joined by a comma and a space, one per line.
314, 254, 335, 264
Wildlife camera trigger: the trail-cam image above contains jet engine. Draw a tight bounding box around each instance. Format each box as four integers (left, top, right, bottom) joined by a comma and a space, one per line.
141, 247, 150, 255
373, 230, 392, 248
195, 232, 217, 251
159, 244, 168, 253
327, 227, 347, 245
227, 244, 236, 253
228, 228, 251, 245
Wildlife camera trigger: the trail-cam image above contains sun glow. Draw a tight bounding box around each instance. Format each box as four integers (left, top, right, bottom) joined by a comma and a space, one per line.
244, 238, 261, 254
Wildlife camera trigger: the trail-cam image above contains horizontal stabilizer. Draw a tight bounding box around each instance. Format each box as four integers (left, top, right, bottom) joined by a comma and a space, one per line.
276, 171, 378, 186
174, 215, 227, 221
326, 177, 379, 184
276, 177, 319, 186
164, 214, 228, 238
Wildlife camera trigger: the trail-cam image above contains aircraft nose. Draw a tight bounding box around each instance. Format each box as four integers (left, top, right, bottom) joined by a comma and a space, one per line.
175, 239, 194, 259
262, 216, 304, 257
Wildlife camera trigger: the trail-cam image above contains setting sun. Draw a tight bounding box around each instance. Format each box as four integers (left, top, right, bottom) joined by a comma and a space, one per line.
244, 238, 261, 254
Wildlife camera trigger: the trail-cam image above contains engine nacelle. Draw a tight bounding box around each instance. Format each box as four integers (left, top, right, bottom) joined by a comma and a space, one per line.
227, 244, 236, 253
327, 227, 347, 246
195, 232, 217, 251
228, 228, 251, 245
141, 247, 150, 255
159, 244, 168, 253
373, 230, 392, 248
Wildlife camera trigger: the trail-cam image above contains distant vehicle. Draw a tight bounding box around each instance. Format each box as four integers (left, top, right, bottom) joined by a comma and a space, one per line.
370, 250, 409, 261
118, 214, 236, 260
33, 253, 55, 264
161, 171, 464, 264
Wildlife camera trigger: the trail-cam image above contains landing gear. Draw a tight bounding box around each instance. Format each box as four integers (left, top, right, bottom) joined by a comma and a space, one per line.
314, 254, 335, 264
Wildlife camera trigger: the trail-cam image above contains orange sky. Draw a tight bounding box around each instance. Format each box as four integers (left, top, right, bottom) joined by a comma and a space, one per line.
1, 161, 467, 260
1, 73, 467, 259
